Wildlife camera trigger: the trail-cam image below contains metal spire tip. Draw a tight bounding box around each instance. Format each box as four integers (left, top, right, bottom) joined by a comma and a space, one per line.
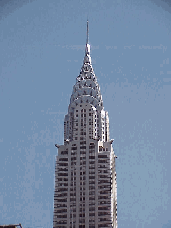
86, 19, 89, 44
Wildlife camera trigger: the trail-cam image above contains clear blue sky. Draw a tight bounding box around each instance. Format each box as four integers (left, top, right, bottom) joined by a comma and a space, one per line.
0, 0, 171, 227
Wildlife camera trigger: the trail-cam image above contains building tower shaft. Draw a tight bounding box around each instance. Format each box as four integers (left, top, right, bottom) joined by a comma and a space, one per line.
53, 21, 117, 228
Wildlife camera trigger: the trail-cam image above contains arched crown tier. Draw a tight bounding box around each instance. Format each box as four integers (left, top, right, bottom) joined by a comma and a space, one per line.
69, 35, 103, 112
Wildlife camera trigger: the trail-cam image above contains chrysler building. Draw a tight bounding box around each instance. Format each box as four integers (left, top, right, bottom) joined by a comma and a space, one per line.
53, 21, 118, 228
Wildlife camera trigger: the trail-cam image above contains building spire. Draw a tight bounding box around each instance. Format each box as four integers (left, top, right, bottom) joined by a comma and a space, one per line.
86, 19, 89, 44
85, 19, 90, 55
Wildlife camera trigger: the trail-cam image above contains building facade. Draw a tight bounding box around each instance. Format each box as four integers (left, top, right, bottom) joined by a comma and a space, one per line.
53, 21, 118, 228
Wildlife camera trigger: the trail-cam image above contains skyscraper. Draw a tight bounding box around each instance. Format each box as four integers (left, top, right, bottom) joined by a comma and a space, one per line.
53, 21, 117, 228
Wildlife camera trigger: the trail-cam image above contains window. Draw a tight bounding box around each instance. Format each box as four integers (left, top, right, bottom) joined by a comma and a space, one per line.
99, 146, 102, 151
80, 146, 86, 149
61, 150, 68, 155
98, 154, 108, 158
90, 143, 94, 146
59, 158, 68, 161
71, 146, 77, 150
